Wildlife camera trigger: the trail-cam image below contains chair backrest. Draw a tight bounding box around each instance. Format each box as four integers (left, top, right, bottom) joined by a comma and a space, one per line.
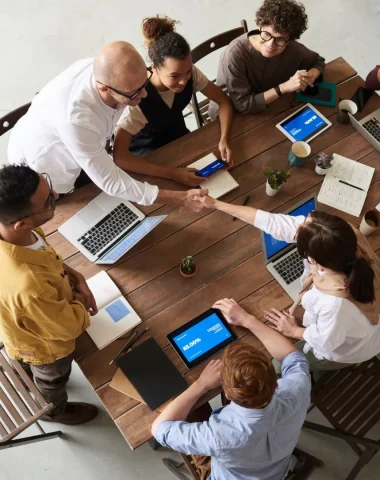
0, 344, 53, 443
191, 19, 248, 64
312, 357, 380, 438
0, 102, 31, 137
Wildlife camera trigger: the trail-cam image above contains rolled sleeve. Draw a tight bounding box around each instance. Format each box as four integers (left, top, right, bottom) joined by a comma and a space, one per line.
254, 211, 305, 243
155, 420, 218, 457
56, 122, 159, 206
280, 350, 311, 402
224, 53, 267, 114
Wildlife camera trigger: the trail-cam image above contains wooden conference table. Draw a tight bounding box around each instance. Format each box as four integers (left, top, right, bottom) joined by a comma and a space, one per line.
43, 58, 380, 450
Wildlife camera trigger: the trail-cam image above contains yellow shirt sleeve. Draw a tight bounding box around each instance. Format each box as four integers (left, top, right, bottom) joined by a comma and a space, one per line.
19, 288, 90, 342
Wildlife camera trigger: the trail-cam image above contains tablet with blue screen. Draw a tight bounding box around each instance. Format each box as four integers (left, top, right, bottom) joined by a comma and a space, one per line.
167, 309, 237, 368
276, 103, 332, 143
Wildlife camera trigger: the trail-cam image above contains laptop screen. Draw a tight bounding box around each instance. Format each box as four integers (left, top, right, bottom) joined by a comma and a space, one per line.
264, 196, 316, 261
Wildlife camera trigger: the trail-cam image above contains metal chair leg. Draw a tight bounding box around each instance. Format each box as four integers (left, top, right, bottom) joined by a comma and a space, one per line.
162, 458, 191, 479
0, 431, 63, 450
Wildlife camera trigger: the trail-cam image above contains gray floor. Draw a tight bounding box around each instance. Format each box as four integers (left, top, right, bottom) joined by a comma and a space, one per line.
2, 0, 380, 478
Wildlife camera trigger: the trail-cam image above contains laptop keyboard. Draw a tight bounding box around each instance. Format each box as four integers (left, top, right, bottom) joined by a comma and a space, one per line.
362, 118, 380, 142
77, 204, 139, 256
273, 251, 304, 285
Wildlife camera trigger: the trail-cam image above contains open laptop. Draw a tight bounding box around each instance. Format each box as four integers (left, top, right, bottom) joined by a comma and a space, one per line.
58, 192, 166, 264
349, 109, 380, 153
261, 194, 317, 300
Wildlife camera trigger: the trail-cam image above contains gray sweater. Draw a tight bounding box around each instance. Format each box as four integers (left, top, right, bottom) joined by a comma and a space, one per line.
209, 30, 325, 117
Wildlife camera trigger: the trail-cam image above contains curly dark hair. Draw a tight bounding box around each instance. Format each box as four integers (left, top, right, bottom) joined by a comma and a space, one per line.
142, 15, 190, 67
0, 164, 40, 223
256, 0, 308, 40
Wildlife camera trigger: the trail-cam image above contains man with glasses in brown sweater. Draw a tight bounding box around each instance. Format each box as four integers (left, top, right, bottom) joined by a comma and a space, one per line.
209, 0, 325, 117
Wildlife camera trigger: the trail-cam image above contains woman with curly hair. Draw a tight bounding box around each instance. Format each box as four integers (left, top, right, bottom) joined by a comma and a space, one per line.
210, 0, 325, 117
113, 16, 233, 188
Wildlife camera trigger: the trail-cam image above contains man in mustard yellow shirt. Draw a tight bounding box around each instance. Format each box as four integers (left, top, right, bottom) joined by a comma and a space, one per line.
0, 165, 98, 425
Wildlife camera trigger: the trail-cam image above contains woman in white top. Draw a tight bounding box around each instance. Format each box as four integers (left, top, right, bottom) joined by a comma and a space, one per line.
201, 195, 380, 369
113, 15, 234, 188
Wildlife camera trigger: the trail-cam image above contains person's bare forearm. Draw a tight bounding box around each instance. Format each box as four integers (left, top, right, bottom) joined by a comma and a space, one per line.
114, 151, 176, 181
218, 98, 233, 141
151, 381, 206, 435
212, 198, 258, 224
242, 314, 296, 361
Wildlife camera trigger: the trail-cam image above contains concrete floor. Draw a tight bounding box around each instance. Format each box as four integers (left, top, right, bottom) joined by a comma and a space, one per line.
1, 0, 380, 478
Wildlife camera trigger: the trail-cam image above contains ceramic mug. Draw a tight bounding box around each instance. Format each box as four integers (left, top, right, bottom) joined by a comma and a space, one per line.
337, 99, 358, 124
288, 141, 311, 167
359, 209, 380, 236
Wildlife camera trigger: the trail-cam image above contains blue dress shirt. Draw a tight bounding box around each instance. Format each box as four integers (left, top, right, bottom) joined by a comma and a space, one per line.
155, 350, 311, 480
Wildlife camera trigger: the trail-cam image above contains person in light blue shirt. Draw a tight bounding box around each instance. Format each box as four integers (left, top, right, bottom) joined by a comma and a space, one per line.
152, 298, 311, 480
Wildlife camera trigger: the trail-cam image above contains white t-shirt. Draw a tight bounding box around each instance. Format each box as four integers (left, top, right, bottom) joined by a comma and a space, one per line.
254, 210, 380, 363
26, 231, 48, 250
7, 58, 158, 206
117, 66, 209, 135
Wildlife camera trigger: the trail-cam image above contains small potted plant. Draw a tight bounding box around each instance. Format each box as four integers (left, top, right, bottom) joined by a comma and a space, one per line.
265, 168, 291, 196
180, 256, 197, 278
315, 152, 334, 175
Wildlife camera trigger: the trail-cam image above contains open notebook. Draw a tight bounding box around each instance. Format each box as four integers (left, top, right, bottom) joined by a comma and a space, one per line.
318, 153, 374, 216
188, 153, 239, 199
86, 271, 141, 349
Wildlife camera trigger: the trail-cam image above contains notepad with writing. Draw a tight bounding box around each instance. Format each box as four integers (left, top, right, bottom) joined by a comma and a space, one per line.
317, 154, 374, 216
86, 271, 141, 349
188, 153, 239, 199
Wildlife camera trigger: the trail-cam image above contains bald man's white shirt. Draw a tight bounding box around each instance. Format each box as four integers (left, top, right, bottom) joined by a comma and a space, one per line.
8, 58, 158, 206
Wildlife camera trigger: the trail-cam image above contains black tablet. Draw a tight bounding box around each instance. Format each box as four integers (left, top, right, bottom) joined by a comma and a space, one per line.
167, 308, 237, 369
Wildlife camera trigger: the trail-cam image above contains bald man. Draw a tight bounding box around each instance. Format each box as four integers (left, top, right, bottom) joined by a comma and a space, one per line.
8, 42, 206, 210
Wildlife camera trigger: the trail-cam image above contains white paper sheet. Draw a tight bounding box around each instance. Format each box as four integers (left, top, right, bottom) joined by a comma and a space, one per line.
317, 154, 374, 216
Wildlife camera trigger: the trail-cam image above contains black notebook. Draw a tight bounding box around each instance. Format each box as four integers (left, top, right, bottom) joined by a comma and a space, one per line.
116, 337, 188, 411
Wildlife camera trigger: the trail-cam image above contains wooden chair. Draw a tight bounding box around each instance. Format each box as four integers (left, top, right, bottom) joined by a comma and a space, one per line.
162, 447, 323, 479
0, 343, 62, 449
189, 20, 248, 128
303, 357, 380, 480
0, 102, 31, 136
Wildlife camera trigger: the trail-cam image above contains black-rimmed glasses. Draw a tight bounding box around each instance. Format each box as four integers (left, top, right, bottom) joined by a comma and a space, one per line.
10, 173, 56, 224
97, 68, 153, 100
260, 30, 290, 48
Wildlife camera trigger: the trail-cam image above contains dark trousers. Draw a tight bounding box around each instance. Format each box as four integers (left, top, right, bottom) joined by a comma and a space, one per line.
22, 354, 73, 417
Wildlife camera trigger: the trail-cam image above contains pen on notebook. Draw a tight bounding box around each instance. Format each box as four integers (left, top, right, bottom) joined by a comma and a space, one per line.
233, 195, 251, 221
109, 330, 138, 366
339, 180, 365, 192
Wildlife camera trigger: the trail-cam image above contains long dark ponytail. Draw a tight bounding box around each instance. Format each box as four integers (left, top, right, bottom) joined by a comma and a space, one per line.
296, 211, 375, 304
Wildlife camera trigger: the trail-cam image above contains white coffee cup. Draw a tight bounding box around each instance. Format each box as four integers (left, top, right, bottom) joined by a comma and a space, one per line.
337, 99, 358, 124
359, 209, 380, 236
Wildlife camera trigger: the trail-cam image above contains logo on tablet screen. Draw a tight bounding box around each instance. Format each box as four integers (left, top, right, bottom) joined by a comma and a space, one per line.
183, 338, 201, 351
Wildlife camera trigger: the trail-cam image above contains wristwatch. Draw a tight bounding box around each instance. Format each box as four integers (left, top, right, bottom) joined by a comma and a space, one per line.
274, 85, 282, 97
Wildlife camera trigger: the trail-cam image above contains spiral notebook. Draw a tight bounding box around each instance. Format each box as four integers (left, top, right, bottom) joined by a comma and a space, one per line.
188, 153, 239, 199
317, 154, 374, 216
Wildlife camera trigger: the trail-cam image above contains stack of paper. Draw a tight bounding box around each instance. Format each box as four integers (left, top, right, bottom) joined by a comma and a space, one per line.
188, 153, 239, 199
317, 154, 374, 216
86, 271, 141, 349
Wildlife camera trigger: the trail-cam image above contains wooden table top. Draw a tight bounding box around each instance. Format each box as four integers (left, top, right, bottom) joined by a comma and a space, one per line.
43, 57, 380, 450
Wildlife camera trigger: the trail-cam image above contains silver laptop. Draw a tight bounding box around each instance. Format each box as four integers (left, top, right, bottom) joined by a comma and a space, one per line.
349, 109, 380, 152
59, 192, 166, 264
261, 194, 317, 300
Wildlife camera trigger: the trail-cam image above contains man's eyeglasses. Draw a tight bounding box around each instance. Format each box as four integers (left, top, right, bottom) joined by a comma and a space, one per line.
260, 30, 290, 48
97, 68, 153, 100
11, 173, 56, 224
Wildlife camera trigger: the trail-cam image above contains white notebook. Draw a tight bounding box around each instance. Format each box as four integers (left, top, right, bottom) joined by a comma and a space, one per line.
188, 153, 239, 199
86, 271, 141, 349
317, 154, 374, 217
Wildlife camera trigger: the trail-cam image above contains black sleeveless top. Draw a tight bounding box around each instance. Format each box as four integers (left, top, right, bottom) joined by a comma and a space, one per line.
129, 76, 193, 156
